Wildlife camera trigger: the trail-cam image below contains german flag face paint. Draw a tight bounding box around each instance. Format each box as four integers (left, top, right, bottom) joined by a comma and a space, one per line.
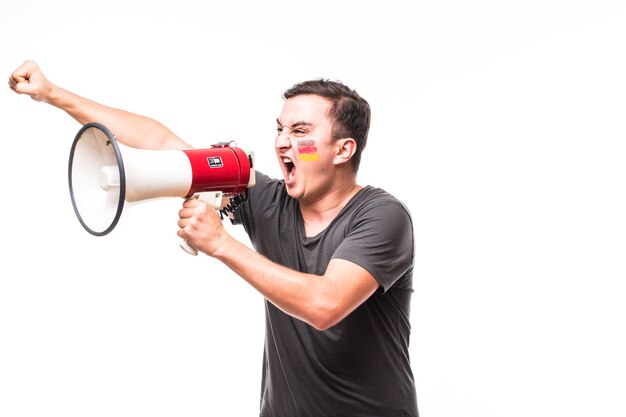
297, 140, 319, 161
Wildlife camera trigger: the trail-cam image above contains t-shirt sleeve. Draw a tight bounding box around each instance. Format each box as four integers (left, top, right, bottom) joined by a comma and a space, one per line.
332, 196, 414, 293
233, 171, 269, 222
232, 171, 281, 238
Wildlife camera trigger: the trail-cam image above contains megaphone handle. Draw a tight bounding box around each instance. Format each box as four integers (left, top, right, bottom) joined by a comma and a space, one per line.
180, 191, 223, 256
180, 239, 199, 256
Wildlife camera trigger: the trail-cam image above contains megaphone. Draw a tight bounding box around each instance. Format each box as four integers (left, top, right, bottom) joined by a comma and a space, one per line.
68, 122, 255, 254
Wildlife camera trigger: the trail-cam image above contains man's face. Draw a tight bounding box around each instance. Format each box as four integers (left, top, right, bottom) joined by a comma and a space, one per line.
275, 94, 336, 203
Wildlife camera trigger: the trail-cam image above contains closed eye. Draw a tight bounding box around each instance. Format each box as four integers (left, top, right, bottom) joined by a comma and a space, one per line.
276, 119, 313, 136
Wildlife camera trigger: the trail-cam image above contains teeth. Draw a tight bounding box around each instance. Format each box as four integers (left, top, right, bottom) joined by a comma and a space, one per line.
283, 156, 295, 181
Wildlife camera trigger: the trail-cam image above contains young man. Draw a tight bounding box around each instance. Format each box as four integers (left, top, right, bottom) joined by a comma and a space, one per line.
9, 60, 418, 417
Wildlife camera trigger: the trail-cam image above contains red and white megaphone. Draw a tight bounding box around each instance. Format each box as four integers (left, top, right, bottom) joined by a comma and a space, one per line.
68, 122, 255, 255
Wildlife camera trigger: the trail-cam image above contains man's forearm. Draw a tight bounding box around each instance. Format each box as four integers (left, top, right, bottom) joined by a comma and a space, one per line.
213, 236, 330, 326
212, 235, 378, 330
47, 84, 191, 150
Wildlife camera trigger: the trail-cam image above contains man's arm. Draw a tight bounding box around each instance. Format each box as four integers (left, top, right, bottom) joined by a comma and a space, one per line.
222, 241, 379, 331
177, 198, 380, 330
8, 60, 192, 150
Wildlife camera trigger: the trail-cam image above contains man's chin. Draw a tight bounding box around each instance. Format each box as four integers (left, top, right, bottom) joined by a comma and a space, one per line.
284, 184, 303, 201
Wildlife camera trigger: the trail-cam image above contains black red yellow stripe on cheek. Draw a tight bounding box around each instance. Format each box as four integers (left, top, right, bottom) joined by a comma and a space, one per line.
297, 140, 319, 161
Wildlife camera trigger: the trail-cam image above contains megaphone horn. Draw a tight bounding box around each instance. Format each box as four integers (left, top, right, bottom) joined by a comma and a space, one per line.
68, 122, 255, 238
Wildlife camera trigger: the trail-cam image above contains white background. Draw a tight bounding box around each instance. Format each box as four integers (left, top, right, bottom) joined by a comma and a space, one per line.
1, 1, 625, 416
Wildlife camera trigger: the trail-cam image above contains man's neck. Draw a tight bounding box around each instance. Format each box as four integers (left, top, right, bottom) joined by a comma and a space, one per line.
300, 181, 362, 237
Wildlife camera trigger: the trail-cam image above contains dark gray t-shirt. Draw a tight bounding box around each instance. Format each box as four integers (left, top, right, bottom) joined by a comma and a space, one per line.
236, 172, 418, 417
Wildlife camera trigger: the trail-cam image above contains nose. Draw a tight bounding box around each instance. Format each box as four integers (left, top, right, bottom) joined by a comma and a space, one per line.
275, 128, 292, 150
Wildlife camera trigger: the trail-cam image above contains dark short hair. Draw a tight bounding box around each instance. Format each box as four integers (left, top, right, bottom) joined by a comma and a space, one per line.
283, 79, 370, 173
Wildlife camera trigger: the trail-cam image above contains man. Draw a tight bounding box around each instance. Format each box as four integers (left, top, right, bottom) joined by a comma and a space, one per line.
9, 60, 418, 417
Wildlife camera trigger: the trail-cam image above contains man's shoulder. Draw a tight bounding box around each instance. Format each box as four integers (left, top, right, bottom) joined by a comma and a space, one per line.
242, 171, 298, 218
353, 186, 412, 217
249, 171, 286, 201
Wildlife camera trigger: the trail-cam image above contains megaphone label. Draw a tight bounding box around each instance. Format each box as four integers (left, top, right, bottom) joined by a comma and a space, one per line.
184, 147, 252, 196
207, 156, 224, 168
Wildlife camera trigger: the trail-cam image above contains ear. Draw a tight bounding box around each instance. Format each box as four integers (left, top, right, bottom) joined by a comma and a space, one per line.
333, 138, 357, 167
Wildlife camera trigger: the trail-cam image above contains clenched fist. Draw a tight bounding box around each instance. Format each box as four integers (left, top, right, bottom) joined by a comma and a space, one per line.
8, 60, 54, 103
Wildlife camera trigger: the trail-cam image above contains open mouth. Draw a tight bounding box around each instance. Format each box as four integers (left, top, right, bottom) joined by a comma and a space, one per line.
282, 156, 296, 183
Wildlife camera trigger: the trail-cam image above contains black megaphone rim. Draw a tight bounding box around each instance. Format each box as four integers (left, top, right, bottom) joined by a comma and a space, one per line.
68, 122, 126, 236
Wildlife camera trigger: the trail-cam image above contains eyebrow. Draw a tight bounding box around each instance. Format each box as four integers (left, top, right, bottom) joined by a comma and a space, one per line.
276, 119, 314, 129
